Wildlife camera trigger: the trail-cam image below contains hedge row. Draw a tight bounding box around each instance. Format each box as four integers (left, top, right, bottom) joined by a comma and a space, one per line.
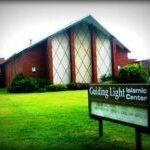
45, 83, 89, 92
38, 83, 89, 92
8, 74, 89, 93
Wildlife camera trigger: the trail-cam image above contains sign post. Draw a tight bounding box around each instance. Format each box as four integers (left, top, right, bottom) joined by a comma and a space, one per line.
135, 128, 142, 150
88, 84, 150, 150
98, 118, 103, 136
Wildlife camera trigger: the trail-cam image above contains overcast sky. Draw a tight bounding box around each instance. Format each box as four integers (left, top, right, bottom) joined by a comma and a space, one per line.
0, 1, 150, 61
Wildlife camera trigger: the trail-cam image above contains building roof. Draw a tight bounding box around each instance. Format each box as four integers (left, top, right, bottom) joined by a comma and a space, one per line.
136, 59, 150, 68
4, 15, 130, 64
51, 15, 112, 38
49, 15, 130, 52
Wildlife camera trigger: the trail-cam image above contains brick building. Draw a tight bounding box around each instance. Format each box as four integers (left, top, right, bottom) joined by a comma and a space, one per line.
0, 15, 134, 87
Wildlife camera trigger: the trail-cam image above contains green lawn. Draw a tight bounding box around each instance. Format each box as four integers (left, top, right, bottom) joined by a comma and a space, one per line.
0, 89, 149, 150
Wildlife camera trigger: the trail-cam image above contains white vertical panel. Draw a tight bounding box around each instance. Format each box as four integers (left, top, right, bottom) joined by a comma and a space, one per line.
74, 23, 92, 83
96, 30, 112, 82
52, 32, 70, 84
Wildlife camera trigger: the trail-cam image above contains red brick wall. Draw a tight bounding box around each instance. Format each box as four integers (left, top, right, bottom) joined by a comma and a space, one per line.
22, 43, 47, 78
112, 38, 135, 78
0, 64, 5, 87
5, 54, 23, 86
46, 38, 53, 84
68, 28, 76, 83
90, 25, 97, 83
4, 41, 47, 86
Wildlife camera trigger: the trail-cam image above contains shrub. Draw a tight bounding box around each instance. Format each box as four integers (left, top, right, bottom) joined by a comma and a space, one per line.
67, 83, 89, 90
117, 63, 149, 83
7, 73, 49, 93
46, 84, 67, 91
12, 73, 25, 83
36, 78, 49, 88
37, 87, 47, 93
8, 74, 90, 93
100, 74, 113, 82
8, 77, 38, 93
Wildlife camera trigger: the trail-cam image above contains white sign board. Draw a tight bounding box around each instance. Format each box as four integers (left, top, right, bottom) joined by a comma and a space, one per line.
88, 84, 150, 129
91, 101, 148, 127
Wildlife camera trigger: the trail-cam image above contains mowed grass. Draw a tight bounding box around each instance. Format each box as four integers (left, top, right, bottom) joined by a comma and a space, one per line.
0, 89, 150, 150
